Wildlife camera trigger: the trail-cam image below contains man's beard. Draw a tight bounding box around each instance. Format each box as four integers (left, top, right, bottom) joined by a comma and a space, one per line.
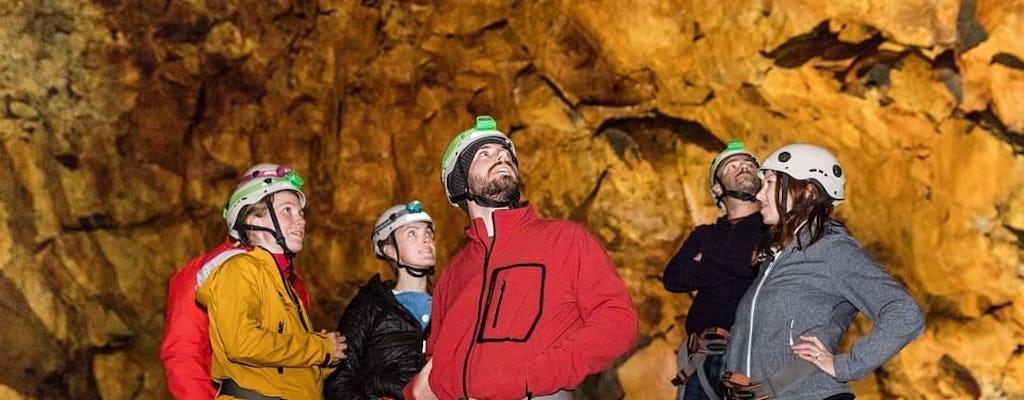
469, 164, 521, 203
730, 172, 761, 195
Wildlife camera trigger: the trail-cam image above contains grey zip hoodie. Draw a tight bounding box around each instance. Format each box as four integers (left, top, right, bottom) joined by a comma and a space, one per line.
725, 224, 925, 399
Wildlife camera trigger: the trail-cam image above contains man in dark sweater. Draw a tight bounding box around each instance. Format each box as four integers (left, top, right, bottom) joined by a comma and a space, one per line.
663, 139, 768, 400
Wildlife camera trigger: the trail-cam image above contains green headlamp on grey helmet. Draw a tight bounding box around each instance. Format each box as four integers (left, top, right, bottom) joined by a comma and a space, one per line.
223, 164, 306, 240
371, 200, 435, 278
708, 139, 759, 209
440, 115, 518, 208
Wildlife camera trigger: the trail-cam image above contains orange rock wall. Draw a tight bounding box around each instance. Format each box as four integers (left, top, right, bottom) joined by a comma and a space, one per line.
1, 0, 1022, 398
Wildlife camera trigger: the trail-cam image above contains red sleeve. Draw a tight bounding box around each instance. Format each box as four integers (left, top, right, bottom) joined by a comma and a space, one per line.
521, 228, 639, 396
160, 240, 234, 400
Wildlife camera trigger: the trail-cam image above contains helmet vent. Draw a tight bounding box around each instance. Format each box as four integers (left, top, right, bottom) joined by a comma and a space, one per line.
778, 151, 791, 162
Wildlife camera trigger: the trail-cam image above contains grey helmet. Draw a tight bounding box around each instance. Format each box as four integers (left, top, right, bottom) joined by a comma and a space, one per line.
371, 200, 435, 277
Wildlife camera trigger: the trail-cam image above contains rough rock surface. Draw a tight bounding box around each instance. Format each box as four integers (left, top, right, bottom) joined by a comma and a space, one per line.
1, 0, 1022, 398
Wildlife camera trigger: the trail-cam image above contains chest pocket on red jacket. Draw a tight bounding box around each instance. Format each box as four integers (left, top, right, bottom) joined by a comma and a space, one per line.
478, 264, 545, 342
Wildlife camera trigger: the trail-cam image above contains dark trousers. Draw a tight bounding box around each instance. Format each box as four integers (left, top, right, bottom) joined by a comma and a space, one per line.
683, 353, 723, 400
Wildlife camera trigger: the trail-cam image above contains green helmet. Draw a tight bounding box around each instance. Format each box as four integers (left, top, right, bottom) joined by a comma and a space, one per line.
223, 163, 306, 239
440, 115, 518, 208
708, 139, 758, 207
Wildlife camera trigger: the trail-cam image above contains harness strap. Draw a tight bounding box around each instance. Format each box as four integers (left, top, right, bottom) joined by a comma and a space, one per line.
722, 359, 818, 400
217, 379, 282, 400
673, 327, 731, 399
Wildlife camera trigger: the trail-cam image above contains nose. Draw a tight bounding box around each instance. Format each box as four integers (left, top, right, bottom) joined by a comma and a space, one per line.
755, 185, 767, 202
496, 149, 510, 162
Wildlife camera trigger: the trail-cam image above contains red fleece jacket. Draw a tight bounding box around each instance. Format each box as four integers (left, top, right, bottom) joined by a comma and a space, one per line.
406, 205, 638, 400
160, 238, 311, 399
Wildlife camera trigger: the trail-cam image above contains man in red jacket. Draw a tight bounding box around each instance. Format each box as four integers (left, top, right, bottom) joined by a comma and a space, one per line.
159, 163, 312, 399
404, 116, 639, 400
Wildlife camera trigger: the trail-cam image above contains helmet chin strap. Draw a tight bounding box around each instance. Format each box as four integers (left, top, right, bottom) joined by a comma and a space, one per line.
238, 196, 295, 260
389, 237, 434, 278
721, 190, 757, 202
466, 190, 521, 209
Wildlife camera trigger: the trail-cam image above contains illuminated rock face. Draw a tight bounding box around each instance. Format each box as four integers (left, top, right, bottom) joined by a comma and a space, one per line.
1, 0, 1021, 398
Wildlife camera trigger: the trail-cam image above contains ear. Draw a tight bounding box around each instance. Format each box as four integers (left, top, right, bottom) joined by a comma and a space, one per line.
711, 181, 724, 197
382, 243, 398, 260
803, 184, 818, 200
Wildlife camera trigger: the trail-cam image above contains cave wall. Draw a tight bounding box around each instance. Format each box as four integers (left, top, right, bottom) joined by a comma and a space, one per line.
1, 0, 1022, 398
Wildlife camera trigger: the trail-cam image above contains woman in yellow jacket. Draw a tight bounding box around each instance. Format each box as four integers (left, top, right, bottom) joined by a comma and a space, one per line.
196, 165, 347, 399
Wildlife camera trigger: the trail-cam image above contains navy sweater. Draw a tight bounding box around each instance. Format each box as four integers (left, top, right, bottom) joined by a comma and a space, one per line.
663, 213, 767, 335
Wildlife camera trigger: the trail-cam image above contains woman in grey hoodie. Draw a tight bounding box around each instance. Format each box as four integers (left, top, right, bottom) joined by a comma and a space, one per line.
723, 143, 925, 400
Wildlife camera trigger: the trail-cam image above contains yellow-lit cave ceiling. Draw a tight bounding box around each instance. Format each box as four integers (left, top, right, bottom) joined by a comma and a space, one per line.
2, 0, 1023, 398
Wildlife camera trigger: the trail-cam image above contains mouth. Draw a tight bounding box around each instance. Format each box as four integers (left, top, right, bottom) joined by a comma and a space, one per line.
490, 162, 515, 176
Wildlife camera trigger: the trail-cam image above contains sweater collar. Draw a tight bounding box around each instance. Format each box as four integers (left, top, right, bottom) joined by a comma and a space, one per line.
466, 204, 537, 242
717, 211, 762, 227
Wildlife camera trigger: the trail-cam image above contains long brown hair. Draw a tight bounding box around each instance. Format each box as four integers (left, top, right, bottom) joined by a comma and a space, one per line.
757, 172, 842, 258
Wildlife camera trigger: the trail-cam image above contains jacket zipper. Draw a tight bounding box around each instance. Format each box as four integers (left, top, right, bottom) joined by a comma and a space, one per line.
462, 215, 498, 400
278, 321, 285, 374
744, 249, 781, 376
276, 258, 309, 332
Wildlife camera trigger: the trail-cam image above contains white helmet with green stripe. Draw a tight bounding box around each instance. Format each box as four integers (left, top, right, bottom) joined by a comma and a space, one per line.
440, 115, 518, 208
223, 164, 306, 239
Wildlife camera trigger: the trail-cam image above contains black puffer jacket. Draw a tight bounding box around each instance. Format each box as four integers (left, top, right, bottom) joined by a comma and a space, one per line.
323, 274, 429, 400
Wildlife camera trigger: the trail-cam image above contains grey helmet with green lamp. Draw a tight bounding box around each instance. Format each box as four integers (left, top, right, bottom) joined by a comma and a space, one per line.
223, 163, 306, 258
440, 115, 519, 209
709, 139, 759, 208
758, 143, 845, 206
372, 201, 435, 278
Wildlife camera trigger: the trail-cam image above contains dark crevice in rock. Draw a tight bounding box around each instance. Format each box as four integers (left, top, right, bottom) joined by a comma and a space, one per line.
62, 214, 117, 232
939, 355, 982, 399
957, 0, 988, 52
594, 112, 721, 154
54, 153, 80, 170
534, 70, 577, 109
1005, 224, 1024, 253
692, 21, 704, 42
935, 50, 963, 103
0, 274, 73, 398
599, 128, 637, 158
0, 145, 39, 249
569, 169, 608, 226
991, 53, 1024, 70
153, 18, 212, 43
923, 294, 974, 323
479, 18, 509, 33
763, 20, 884, 69
964, 108, 1024, 155
739, 83, 770, 108
982, 301, 1013, 317
835, 50, 904, 99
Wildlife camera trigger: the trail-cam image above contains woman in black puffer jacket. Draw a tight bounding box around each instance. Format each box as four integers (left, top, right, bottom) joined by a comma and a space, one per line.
324, 201, 436, 400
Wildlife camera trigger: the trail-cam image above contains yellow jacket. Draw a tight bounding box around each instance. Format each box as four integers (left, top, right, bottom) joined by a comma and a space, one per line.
195, 248, 336, 399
